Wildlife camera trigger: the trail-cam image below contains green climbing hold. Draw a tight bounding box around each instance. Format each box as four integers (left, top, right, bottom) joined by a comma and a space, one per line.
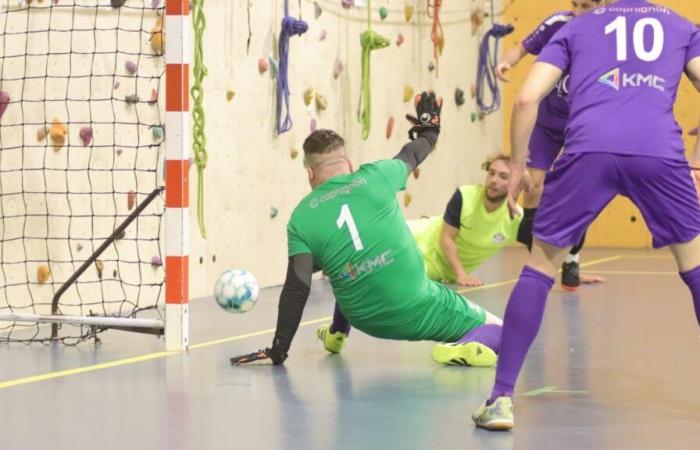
270, 207, 279, 219
152, 125, 164, 140
471, 112, 477, 123
379, 6, 388, 20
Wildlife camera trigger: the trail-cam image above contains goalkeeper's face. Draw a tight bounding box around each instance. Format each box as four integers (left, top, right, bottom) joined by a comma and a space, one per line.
484, 159, 510, 203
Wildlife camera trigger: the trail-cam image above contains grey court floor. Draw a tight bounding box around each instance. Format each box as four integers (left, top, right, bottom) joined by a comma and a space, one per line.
1, 248, 699, 450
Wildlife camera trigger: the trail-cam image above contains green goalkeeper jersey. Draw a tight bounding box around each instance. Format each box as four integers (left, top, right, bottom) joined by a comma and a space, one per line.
287, 159, 485, 341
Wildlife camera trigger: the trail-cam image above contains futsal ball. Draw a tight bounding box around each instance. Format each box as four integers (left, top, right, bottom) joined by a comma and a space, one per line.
214, 269, 259, 313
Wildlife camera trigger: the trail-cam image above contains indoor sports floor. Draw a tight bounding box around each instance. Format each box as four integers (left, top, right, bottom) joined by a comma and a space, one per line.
1, 248, 698, 450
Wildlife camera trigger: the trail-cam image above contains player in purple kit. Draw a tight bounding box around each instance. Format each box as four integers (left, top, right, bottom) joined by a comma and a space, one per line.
473, 0, 700, 430
497, 0, 609, 290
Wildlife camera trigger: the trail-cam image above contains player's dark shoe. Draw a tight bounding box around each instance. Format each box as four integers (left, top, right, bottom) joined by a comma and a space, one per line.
561, 261, 581, 292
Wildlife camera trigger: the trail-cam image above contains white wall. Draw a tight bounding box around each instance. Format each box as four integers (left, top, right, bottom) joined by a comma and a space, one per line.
191, 0, 504, 296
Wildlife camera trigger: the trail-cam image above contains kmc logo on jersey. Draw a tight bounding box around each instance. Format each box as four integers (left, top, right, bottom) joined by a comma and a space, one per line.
340, 250, 395, 281
598, 67, 665, 92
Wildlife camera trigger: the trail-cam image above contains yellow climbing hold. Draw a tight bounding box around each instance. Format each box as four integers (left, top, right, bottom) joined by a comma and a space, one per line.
403, 192, 412, 207
315, 93, 328, 111
404, 3, 414, 22
226, 90, 235, 101
303, 87, 315, 107
403, 86, 414, 103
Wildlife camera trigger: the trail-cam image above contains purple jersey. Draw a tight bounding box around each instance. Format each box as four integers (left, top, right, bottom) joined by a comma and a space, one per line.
523, 11, 574, 130
537, 0, 700, 160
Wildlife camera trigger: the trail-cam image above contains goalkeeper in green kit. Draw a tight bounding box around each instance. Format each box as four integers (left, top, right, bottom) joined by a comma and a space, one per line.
231, 92, 503, 367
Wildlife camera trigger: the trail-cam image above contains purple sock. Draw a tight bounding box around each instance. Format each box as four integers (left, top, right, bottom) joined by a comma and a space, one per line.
489, 266, 554, 403
458, 324, 502, 353
329, 303, 351, 335
680, 265, 700, 326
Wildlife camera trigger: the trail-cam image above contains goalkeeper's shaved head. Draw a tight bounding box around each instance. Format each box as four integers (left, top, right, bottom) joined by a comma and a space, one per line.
303, 129, 347, 168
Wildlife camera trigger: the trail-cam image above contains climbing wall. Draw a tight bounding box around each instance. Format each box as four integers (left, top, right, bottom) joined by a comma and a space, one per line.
502, 0, 700, 248
190, 0, 505, 293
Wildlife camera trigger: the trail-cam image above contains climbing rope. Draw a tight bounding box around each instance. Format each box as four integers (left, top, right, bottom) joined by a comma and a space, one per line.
427, 0, 444, 78
276, 0, 308, 135
476, 23, 513, 115
191, 0, 208, 238
357, 0, 389, 140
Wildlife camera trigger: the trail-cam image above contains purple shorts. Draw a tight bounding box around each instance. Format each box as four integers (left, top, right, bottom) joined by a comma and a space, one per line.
534, 152, 700, 249
527, 123, 565, 171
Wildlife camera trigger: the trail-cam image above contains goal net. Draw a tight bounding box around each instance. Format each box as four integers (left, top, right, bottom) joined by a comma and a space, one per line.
0, 1, 166, 343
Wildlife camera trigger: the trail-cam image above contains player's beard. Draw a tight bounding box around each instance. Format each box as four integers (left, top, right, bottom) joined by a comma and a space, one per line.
485, 190, 507, 204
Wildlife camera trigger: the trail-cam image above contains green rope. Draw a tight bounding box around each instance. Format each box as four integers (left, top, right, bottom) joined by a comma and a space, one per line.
191, 0, 208, 238
357, 0, 389, 140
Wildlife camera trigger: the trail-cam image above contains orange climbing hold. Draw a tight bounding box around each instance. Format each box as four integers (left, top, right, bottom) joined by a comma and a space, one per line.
386, 116, 395, 139
127, 191, 136, 211
258, 58, 269, 74
50, 119, 67, 152
37, 265, 51, 284
150, 16, 164, 54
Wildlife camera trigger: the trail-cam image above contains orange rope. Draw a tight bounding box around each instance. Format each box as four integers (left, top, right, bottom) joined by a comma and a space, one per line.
428, 0, 444, 78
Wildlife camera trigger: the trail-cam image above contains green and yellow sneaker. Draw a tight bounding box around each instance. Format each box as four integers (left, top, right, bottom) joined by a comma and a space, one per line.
317, 324, 347, 354
431, 342, 497, 367
472, 397, 514, 430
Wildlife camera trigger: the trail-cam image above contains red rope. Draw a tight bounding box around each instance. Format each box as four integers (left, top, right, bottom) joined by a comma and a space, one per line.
429, 0, 444, 78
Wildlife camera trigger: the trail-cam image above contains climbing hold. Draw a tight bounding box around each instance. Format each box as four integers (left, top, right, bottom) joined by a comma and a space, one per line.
310, 118, 317, 133
76, 243, 84, 252
125, 94, 139, 104
403, 86, 414, 103
270, 207, 279, 219
333, 58, 344, 79
111, 0, 126, 7
470, 83, 477, 99
115, 148, 123, 156
150, 16, 164, 54
148, 88, 158, 104
428, 62, 435, 72
290, 148, 299, 159
151, 0, 161, 8
471, 9, 485, 35
478, 111, 486, 121
341, 0, 353, 9
152, 125, 164, 140
403, 192, 412, 207
95, 260, 104, 279
49, 119, 67, 152
404, 3, 414, 22
690, 127, 699, 136
471, 112, 477, 123
127, 191, 136, 211
0, 91, 9, 121
379, 6, 388, 20
79, 127, 93, 146
37, 264, 51, 284
115, 229, 126, 240
36, 126, 49, 142
226, 90, 235, 101
386, 116, 395, 139
303, 87, 315, 106
258, 58, 269, 75
125, 60, 137, 75
455, 88, 465, 106
113, 81, 120, 89
319, 29, 327, 41
413, 168, 420, 179
268, 56, 279, 79
396, 33, 404, 47
314, 2, 322, 19
315, 93, 327, 111
150, 255, 163, 268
